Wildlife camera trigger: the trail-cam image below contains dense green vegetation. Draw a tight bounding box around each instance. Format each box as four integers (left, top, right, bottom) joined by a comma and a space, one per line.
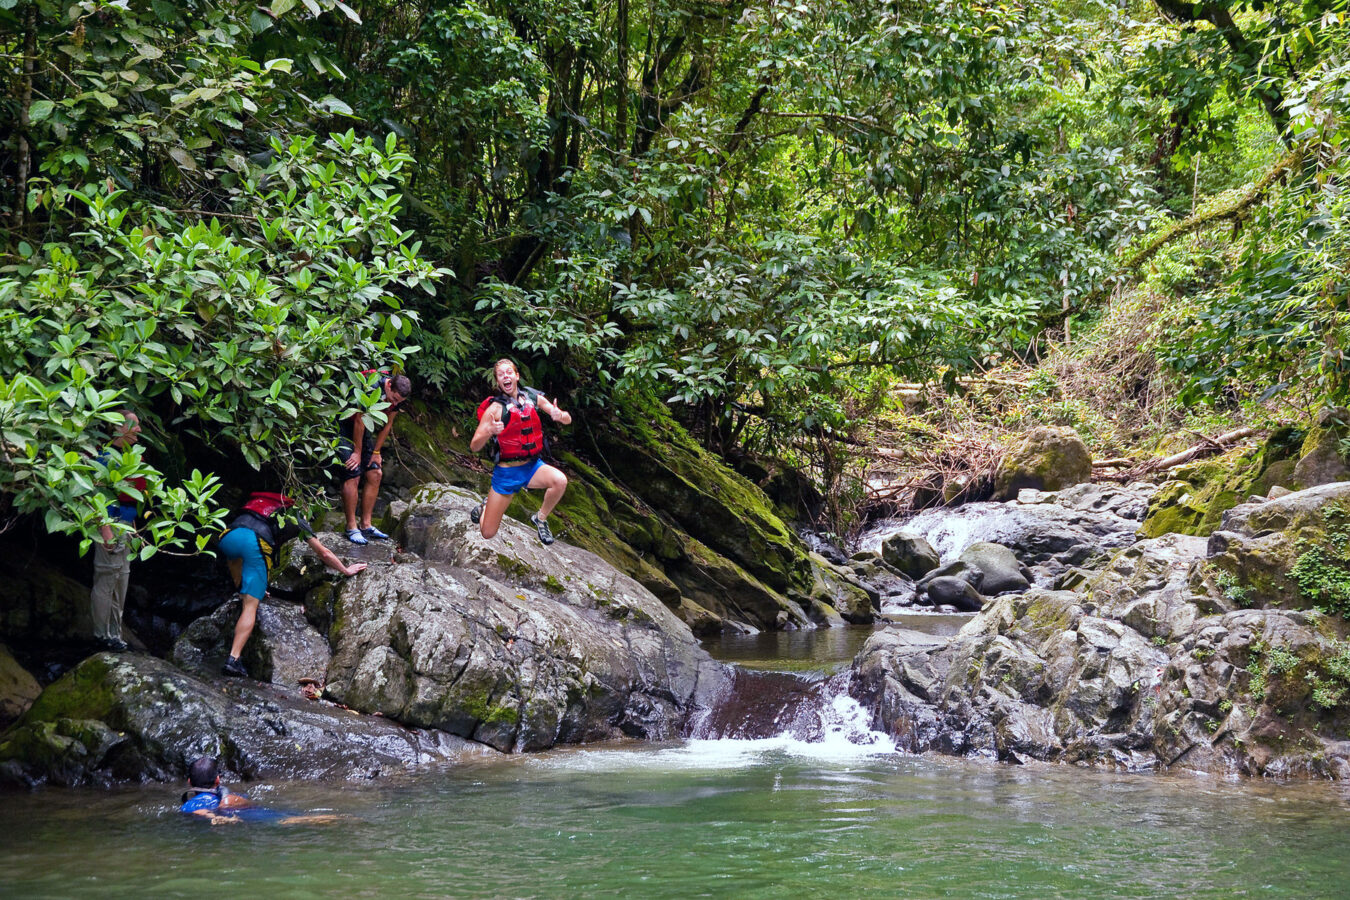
2, 0, 1348, 549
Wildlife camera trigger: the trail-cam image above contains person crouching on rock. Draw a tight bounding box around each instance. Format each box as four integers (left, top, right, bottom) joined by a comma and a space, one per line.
469, 358, 572, 545
218, 492, 366, 678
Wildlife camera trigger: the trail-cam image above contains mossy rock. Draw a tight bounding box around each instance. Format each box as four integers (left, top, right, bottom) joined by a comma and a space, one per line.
1293, 408, 1350, 490
0, 643, 41, 728
1140, 431, 1305, 539
586, 399, 810, 594
0, 554, 94, 644
991, 427, 1092, 501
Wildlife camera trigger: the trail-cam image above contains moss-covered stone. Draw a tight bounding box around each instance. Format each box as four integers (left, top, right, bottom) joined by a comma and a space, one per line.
1293, 408, 1350, 489
991, 427, 1093, 501
1141, 431, 1306, 539
586, 398, 811, 595
0, 643, 41, 728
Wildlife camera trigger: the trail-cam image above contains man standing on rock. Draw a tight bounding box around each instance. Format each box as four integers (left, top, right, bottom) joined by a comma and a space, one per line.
338, 371, 411, 545
90, 410, 144, 653
218, 491, 366, 678
469, 359, 572, 545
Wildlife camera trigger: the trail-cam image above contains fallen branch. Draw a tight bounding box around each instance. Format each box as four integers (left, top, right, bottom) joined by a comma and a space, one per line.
1092, 457, 1134, 468
893, 376, 1028, 392
1116, 426, 1259, 480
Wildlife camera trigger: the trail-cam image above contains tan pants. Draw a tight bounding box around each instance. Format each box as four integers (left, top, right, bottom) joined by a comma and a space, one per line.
91, 540, 131, 642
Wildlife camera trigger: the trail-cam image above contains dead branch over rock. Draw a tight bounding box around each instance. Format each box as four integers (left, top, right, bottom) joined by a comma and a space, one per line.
1102, 426, 1260, 482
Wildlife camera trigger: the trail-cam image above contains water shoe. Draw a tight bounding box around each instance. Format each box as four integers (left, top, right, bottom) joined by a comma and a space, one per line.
221, 656, 248, 678
530, 514, 555, 546
470, 500, 485, 525
346, 528, 368, 545
361, 526, 391, 541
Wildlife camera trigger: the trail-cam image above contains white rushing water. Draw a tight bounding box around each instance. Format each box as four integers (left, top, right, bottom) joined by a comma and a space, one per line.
533, 680, 897, 773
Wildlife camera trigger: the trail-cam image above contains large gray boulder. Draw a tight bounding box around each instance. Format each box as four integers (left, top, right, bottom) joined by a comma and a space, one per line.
0, 653, 489, 787
881, 531, 940, 579
957, 542, 1031, 595
851, 522, 1350, 777
924, 576, 984, 612
992, 427, 1094, 501
325, 484, 732, 752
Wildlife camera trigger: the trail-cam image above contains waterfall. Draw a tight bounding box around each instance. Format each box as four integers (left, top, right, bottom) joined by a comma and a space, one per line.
681, 669, 897, 761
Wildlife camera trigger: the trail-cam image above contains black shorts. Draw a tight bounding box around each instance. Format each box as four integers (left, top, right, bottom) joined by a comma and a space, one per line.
335, 436, 380, 482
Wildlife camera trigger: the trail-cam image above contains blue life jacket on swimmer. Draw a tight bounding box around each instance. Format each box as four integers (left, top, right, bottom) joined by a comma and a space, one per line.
180, 787, 224, 813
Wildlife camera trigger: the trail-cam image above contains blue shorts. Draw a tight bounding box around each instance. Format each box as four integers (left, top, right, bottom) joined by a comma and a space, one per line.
220, 527, 269, 599
491, 458, 543, 496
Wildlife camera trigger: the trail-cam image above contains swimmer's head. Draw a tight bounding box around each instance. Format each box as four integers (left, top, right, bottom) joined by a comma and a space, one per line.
188, 756, 219, 788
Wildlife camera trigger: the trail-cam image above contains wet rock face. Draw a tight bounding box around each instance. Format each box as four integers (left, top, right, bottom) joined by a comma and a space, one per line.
852, 483, 1350, 777
326, 484, 732, 753
1205, 481, 1350, 611
991, 426, 1093, 501
0, 653, 489, 787
172, 598, 332, 689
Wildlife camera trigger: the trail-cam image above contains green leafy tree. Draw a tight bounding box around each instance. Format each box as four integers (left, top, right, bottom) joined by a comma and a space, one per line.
1, 130, 444, 553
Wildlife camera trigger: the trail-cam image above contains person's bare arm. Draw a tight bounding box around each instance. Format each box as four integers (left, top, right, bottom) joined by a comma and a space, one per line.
305, 536, 368, 577
536, 395, 572, 426
469, 403, 504, 452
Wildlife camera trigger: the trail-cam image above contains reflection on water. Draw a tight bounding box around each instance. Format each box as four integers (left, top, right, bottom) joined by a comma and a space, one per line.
703, 619, 969, 673
4, 751, 1350, 899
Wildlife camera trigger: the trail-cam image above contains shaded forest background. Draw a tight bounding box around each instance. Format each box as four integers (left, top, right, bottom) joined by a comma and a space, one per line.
2, 0, 1348, 551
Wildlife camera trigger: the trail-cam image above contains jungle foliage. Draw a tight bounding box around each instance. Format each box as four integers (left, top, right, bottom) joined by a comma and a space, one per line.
2, 0, 1349, 547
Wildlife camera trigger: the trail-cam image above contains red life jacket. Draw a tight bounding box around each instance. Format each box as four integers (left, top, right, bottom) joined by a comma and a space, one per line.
117, 476, 147, 504
476, 388, 544, 463
242, 492, 294, 518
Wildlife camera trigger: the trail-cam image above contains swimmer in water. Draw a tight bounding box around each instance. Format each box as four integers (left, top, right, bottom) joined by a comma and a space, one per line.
179, 756, 343, 826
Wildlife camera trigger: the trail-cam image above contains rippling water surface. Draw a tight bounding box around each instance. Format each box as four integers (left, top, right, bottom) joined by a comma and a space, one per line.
6, 733, 1350, 898
5, 623, 1350, 898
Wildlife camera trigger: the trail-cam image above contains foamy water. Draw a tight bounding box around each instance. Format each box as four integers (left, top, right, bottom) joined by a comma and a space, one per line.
532, 685, 897, 773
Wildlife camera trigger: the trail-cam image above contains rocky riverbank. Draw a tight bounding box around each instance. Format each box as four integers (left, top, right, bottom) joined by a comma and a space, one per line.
850, 481, 1350, 776
0, 485, 733, 786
